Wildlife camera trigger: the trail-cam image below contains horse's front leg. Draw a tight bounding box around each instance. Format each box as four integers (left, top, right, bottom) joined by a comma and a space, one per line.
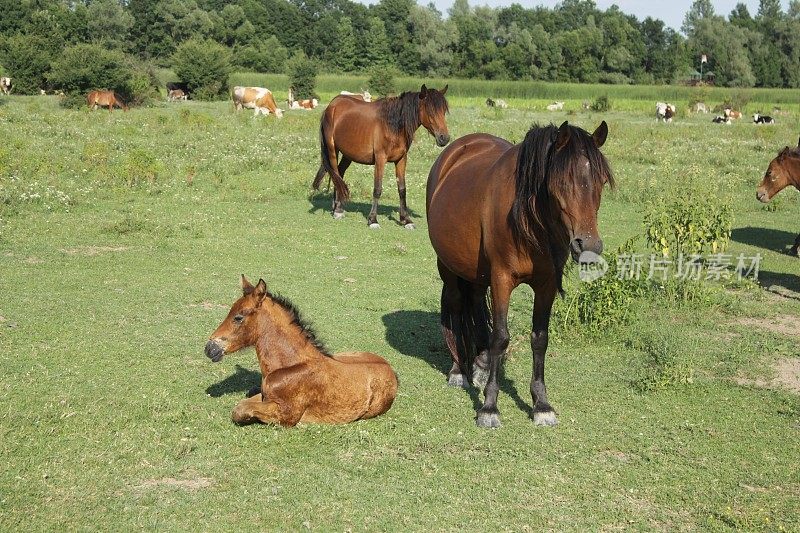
530, 283, 558, 426
395, 156, 414, 229
231, 394, 301, 427
476, 277, 513, 429
367, 156, 386, 228
791, 233, 800, 257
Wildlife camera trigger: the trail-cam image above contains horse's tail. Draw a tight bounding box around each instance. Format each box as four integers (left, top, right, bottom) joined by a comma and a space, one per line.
441, 278, 490, 380
316, 111, 349, 201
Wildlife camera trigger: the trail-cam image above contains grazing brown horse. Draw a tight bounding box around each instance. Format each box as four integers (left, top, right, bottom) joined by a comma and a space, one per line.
312, 85, 450, 229
756, 138, 800, 256
87, 90, 127, 112
205, 276, 398, 426
427, 121, 612, 428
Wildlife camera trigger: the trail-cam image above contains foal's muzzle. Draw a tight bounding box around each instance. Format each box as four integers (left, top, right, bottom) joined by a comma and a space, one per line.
205, 340, 225, 363
435, 133, 451, 147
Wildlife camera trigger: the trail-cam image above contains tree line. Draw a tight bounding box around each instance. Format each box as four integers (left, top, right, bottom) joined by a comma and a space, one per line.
1, 0, 800, 95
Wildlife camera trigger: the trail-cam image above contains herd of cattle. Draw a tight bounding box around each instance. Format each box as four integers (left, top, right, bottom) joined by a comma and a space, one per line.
656, 100, 775, 125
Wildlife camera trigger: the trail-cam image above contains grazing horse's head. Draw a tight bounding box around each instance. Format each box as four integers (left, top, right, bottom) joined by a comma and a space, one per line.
418, 84, 450, 147
757, 140, 800, 202
205, 276, 268, 362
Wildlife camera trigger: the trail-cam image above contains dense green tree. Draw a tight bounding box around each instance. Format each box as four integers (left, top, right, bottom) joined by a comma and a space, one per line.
0, 33, 55, 93
87, 0, 134, 49
682, 0, 715, 34
334, 16, 358, 73
362, 16, 393, 68
172, 38, 232, 99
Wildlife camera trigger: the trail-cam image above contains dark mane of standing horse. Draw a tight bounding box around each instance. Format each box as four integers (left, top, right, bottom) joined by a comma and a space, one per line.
268, 291, 332, 357
511, 123, 613, 287
378, 90, 449, 145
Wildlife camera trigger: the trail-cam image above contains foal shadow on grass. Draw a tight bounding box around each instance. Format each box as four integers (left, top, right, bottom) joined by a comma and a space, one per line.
382, 309, 533, 415
731, 226, 797, 254
205, 364, 260, 397
307, 193, 419, 227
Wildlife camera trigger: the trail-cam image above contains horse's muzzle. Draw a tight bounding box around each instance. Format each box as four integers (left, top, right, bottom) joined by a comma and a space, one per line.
436, 133, 451, 147
570, 237, 603, 263
756, 190, 769, 202
205, 340, 225, 362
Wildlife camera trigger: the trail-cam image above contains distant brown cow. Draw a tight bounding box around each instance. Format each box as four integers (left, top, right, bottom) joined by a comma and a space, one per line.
231, 86, 283, 117
87, 90, 128, 112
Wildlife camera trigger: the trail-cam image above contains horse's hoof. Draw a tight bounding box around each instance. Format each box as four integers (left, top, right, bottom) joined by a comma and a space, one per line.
472, 366, 489, 389
790, 247, 799, 258
368, 223, 381, 229
533, 410, 558, 427
333, 212, 345, 220
447, 373, 469, 388
403, 223, 415, 230
476, 409, 501, 429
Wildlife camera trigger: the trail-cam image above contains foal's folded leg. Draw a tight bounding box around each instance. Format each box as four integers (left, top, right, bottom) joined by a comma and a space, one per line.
231, 395, 302, 427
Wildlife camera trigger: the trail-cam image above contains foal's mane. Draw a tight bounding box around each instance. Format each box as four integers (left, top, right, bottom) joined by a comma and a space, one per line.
378, 89, 449, 146
511, 123, 613, 289
268, 292, 332, 357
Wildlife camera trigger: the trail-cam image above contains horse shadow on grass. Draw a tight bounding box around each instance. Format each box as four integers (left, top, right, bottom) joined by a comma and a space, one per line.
382, 309, 533, 416
731, 226, 797, 255
307, 193, 420, 227
205, 364, 260, 397
758, 270, 800, 298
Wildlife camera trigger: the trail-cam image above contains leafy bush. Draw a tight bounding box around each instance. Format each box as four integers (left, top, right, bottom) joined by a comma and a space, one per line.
287, 50, 318, 100
628, 324, 695, 392
1, 34, 55, 94
367, 64, 399, 97
643, 189, 733, 258
48, 44, 132, 97
590, 95, 611, 112
173, 39, 232, 100
234, 37, 288, 73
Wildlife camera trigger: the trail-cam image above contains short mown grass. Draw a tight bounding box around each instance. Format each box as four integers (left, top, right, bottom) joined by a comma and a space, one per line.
0, 92, 798, 530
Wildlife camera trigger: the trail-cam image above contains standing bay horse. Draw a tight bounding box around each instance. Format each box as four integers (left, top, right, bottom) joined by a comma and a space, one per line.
87, 90, 127, 112
205, 276, 398, 426
312, 85, 450, 229
426, 121, 613, 428
756, 138, 800, 256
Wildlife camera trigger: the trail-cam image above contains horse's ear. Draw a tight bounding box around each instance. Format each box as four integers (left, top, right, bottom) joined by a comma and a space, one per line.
241, 274, 254, 295
441, 84, 448, 95
254, 279, 267, 303
419, 84, 428, 99
592, 121, 609, 148
555, 121, 570, 152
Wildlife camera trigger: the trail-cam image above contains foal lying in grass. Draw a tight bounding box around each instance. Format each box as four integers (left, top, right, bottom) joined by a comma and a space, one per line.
205, 276, 398, 426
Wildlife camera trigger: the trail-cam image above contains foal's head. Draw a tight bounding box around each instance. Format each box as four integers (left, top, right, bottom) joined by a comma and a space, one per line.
548, 121, 612, 262
205, 275, 268, 362
418, 84, 450, 147
757, 139, 800, 202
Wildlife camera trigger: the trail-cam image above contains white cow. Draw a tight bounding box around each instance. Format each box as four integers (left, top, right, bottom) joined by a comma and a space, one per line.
232, 86, 283, 117
339, 90, 372, 102
0, 77, 11, 95
656, 102, 676, 123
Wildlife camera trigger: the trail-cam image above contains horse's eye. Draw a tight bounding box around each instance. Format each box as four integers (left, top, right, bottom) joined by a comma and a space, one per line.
233, 314, 244, 324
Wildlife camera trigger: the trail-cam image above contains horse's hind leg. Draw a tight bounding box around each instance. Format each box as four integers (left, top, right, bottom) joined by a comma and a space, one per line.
791, 233, 800, 257
395, 156, 414, 229
469, 284, 492, 390
438, 261, 468, 387
530, 283, 558, 426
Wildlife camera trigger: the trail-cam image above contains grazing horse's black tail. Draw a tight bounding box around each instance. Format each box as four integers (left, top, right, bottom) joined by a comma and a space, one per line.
315, 112, 350, 201
441, 277, 491, 380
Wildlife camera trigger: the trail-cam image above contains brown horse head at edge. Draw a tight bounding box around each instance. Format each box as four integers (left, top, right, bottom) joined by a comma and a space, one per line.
418, 84, 450, 147
757, 137, 800, 203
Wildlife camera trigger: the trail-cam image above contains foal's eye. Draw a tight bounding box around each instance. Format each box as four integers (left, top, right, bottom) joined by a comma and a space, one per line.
233, 314, 245, 324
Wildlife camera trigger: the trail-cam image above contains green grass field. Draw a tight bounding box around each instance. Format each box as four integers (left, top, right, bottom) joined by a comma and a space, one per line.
0, 90, 798, 530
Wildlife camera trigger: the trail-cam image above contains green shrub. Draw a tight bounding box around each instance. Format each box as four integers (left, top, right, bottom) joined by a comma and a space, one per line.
643, 189, 733, 258
628, 324, 695, 392
590, 95, 611, 112
1, 34, 55, 94
234, 37, 287, 73
173, 39, 232, 100
287, 50, 318, 100
367, 64, 399, 97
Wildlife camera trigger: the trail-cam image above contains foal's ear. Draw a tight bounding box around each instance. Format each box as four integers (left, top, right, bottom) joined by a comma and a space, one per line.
555, 121, 571, 152
254, 279, 268, 303
241, 274, 254, 295
440, 84, 448, 95
419, 84, 428, 99
592, 121, 608, 148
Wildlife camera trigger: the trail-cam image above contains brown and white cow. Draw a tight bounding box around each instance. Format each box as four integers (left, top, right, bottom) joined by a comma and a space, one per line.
168, 89, 187, 102
0, 77, 11, 95
232, 86, 283, 118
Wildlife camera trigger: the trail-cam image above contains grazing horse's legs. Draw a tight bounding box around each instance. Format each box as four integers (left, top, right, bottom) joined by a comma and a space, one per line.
530, 283, 558, 426
367, 156, 386, 228
476, 277, 513, 428
395, 156, 414, 229
791, 233, 800, 257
